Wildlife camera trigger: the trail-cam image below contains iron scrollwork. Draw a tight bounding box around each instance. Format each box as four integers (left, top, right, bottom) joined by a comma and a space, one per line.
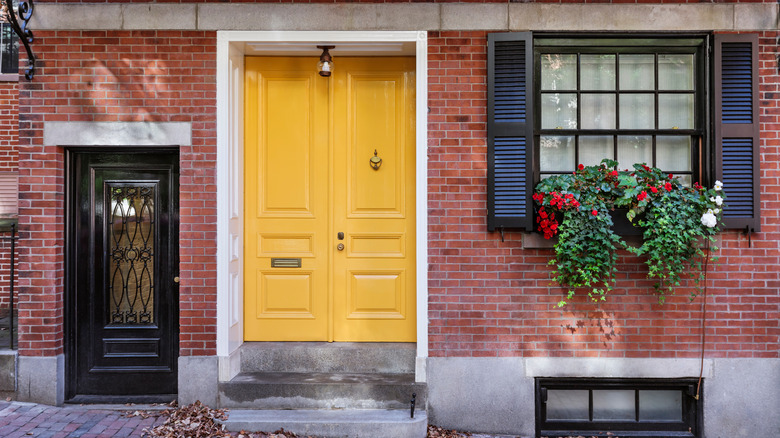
3, 0, 35, 80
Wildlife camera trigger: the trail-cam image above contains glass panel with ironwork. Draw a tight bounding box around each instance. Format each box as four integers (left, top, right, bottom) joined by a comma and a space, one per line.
108, 185, 155, 325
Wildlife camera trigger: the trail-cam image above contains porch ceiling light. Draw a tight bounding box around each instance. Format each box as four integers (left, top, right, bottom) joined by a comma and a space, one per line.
317, 45, 335, 77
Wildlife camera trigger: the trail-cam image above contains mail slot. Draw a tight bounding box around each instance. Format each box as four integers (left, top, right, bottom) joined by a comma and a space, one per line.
271, 258, 302, 268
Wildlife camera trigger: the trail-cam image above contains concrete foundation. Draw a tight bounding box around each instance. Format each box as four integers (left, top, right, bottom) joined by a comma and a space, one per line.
17, 355, 64, 406
0, 350, 16, 392
178, 356, 219, 407
426, 357, 780, 438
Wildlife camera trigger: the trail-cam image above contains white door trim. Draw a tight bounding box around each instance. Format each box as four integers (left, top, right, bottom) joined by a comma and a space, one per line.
216, 31, 429, 381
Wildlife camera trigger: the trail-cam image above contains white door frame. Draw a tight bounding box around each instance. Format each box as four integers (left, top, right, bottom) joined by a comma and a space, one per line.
215, 31, 429, 382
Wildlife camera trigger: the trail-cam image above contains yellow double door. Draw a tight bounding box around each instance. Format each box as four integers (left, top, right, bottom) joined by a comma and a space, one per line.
244, 56, 416, 342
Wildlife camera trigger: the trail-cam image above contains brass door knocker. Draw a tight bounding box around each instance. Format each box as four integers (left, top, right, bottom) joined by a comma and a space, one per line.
370, 149, 382, 170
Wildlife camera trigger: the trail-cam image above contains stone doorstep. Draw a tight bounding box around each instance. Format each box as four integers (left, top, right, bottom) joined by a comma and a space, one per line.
218, 372, 426, 410
220, 408, 428, 438
239, 342, 417, 374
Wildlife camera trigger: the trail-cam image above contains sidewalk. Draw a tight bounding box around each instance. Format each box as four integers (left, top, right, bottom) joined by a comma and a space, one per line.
0, 400, 166, 438
0, 399, 521, 438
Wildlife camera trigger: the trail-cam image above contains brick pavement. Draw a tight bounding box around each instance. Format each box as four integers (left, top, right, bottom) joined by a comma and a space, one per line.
0, 400, 166, 438
0, 400, 522, 438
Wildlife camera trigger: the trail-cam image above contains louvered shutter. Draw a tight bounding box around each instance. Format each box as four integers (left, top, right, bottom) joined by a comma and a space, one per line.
487, 32, 534, 232
0, 172, 17, 216
714, 33, 760, 232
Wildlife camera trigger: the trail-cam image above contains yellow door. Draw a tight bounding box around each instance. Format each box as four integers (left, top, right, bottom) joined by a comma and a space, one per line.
244, 56, 416, 342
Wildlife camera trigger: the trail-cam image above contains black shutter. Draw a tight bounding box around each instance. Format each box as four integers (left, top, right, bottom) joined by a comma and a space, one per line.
487, 32, 534, 232
714, 33, 760, 232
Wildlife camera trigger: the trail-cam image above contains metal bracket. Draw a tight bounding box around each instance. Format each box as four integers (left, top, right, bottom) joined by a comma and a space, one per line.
410, 392, 416, 418
499, 226, 505, 243
744, 225, 752, 248
3, 0, 35, 80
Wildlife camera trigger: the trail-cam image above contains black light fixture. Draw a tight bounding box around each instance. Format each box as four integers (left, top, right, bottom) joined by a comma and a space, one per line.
317, 45, 335, 77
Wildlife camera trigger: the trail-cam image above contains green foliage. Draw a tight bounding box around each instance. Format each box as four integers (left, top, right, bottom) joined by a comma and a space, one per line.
534, 160, 724, 306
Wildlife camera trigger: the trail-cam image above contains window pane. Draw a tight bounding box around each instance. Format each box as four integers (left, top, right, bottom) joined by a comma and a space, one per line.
617, 135, 652, 169
581, 94, 616, 129
541, 54, 577, 90
580, 136, 614, 166
656, 136, 691, 172
593, 390, 635, 421
541, 93, 578, 129
639, 390, 682, 421
540, 136, 575, 172
0, 24, 17, 74
581, 54, 615, 91
619, 94, 654, 129
547, 390, 589, 421
676, 174, 692, 187
659, 94, 694, 129
619, 55, 654, 91
658, 54, 694, 91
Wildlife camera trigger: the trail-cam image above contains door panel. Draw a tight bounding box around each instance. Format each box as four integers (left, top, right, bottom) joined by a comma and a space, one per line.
244, 58, 329, 341
68, 151, 179, 400
244, 56, 415, 342
333, 58, 416, 342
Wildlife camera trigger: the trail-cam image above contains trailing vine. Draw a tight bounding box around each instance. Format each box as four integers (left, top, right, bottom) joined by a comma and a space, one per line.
534, 160, 723, 306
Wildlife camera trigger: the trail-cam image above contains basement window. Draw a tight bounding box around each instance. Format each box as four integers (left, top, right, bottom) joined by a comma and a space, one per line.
536, 378, 702, 438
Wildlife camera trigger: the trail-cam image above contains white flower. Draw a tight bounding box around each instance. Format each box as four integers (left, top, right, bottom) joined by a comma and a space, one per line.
701, 212, 717, 228
714, 180, 723, 191
714, 208, 720, 214
713, 195, 723, 206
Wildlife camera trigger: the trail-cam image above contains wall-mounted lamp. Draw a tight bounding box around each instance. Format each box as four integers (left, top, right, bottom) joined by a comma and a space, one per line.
317, 45, 335, 77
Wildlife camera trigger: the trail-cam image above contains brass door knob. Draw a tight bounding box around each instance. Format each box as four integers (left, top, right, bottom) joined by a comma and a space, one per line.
337, 243, 345, 251
173, 276, 180, 283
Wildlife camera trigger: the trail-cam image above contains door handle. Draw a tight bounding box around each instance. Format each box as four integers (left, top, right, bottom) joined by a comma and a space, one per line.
173, 276, 180, 283
337, 243, 345, 251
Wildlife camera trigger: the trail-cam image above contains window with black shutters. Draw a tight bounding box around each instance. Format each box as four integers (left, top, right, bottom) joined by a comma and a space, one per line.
486, 32, 760, 233
535, 37, 706, 187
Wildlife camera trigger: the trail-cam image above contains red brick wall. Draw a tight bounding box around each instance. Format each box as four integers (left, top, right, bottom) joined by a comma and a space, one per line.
0, 81, 18, 172
17, 30, 217, 356
427, 30, 780, 359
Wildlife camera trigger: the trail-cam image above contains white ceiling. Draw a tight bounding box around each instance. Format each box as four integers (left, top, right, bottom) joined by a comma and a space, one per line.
243, 41, 416, 57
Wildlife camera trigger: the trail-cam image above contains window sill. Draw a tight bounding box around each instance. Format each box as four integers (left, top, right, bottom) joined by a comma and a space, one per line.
522, 231, 720, 250
523, 232, 644, 249
0, 73, 19, 82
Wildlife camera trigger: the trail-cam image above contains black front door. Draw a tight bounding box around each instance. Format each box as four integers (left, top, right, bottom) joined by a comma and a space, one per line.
67, 150, 179, 401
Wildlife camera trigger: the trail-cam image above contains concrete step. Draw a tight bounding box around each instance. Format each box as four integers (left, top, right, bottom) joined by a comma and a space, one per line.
218, 372, 426, 410
220, 409, 428, 438
239, 342, 416, 374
